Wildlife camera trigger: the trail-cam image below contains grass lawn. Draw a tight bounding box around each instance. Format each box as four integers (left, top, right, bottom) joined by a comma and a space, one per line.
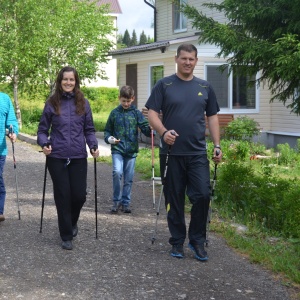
93, 111, 110, 132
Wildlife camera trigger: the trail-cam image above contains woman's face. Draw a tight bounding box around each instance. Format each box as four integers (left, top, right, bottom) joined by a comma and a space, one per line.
61, 71, 76, 92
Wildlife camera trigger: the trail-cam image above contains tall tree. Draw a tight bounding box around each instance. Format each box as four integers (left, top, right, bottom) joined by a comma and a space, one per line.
0, 0, 114, 126
139, 31, 148, 45
130, 29, 138, 46
182, 0, 300, 115
122, 29, 131, 47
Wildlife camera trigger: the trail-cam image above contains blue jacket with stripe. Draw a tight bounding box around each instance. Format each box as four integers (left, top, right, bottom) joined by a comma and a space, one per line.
0, 93, 19, 156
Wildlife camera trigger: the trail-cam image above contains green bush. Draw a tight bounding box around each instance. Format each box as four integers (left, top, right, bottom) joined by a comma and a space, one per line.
215, 161, 255, 213
81, 86, 119, 113
224, 116, 260, 140
277, 143, 298, 165
215, 158, 300, 238
281, 180, 300, 238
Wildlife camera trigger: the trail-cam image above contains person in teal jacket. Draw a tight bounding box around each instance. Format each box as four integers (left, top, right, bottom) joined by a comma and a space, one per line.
0, 92, 18, 222
104, 85, 152, 213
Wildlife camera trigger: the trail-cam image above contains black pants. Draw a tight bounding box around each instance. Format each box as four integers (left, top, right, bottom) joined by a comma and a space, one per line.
160, 155, 210, 246
47, 157, 87, 241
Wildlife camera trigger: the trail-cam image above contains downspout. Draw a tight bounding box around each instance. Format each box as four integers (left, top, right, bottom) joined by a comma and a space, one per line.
144, 0, 157, 42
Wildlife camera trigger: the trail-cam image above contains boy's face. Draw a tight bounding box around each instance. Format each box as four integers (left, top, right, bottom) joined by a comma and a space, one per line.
119, 96, 134, 110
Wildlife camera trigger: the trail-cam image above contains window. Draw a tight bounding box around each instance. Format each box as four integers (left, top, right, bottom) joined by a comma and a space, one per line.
173, 0, 187, 33
205, 64, 259, 113
150, 65, 164, 90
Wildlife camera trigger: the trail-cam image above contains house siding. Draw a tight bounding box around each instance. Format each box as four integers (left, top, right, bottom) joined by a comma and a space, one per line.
270, 100, 300, 133
156, 0, 226, 42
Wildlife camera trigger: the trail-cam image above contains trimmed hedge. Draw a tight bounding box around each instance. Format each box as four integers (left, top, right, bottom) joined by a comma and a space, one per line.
81, 86, 119, 113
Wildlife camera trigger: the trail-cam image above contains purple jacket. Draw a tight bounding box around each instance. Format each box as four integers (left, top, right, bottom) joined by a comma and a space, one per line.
37, 93, 98, 159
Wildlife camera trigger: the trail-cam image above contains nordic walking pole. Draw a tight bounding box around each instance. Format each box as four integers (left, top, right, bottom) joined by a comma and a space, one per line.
206, 149, 220, 246
39, 156, 48, 233
93, 147, 98, 239
9, 125, 21, 220
39, 143, 50, 233
151, 143, 172, 244
151, 129, 156, 209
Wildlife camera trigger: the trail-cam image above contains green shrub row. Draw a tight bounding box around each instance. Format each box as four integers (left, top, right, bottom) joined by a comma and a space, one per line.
212, 134, 300, 239
81, 86, 119, 113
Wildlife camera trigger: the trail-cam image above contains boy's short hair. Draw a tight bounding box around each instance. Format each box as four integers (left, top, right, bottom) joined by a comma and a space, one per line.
176, 44, 198, 58
120, 85, 135, 99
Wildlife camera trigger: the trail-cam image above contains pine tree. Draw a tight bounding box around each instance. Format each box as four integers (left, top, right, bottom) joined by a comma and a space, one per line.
122, 29, 131, 47
139, 31, 147, 45
130, 30, 138, 46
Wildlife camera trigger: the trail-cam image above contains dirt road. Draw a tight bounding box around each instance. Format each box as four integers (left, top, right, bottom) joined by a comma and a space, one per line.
0, 140, 292, 300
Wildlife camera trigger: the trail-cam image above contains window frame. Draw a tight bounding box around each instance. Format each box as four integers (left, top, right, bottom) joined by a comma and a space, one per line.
173, 0, 187, 33
204, 63, 260, 114
149, 63, 164, 93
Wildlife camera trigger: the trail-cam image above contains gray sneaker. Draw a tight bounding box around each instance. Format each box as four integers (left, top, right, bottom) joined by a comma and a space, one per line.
61, 240, 73, 250
122, 206, 131, 213
111, 202, 121, 214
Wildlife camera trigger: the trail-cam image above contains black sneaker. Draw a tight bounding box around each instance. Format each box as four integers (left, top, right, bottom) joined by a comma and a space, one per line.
170, 244, 184, 258
188, 242, 208, 261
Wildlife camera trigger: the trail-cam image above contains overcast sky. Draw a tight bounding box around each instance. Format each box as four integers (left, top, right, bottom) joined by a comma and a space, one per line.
117, 0, 154, 38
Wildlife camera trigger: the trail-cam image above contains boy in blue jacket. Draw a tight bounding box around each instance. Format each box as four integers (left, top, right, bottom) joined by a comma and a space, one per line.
104, 85, 151, 213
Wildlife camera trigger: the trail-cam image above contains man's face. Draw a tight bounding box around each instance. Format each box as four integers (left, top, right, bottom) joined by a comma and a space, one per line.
175, 50, 198, 79
119, 97, 134, 109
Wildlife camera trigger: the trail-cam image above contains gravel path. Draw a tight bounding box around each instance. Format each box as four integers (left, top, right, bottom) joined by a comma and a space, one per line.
0, 140, 293, 300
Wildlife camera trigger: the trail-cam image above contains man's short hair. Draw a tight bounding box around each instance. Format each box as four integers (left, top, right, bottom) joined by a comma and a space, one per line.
119, 85, 135, 99
176, 44, 198, 57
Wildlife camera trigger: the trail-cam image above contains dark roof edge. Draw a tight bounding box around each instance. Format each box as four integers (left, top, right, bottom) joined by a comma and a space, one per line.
109, 35, 199, 56
109, 41, 170, 56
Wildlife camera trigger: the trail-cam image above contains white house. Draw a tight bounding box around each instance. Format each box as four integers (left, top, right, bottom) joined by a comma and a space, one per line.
84, 0, 122, 88
109, 0, 300, 148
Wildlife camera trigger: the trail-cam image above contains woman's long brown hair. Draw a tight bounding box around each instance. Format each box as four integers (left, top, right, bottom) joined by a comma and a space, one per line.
48, 66, 85, 115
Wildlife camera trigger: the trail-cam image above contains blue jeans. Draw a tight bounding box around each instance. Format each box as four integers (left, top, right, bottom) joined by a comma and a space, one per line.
0, 156, 7, 214
112, 153, 136, 207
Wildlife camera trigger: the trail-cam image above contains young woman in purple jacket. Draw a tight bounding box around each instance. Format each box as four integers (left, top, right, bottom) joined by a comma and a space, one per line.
37, 66, 99, 250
